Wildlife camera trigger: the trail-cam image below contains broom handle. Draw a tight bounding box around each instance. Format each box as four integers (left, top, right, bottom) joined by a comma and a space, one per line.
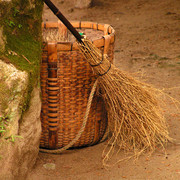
43, 0, 83, 43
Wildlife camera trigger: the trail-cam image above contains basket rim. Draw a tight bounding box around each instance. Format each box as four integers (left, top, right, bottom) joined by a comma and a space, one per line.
42, 20, 115, 50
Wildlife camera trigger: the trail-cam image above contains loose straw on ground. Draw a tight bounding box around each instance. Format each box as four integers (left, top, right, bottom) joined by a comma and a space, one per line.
78, 38, 172, 166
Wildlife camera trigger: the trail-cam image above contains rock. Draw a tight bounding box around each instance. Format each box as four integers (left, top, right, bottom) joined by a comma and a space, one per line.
16, 87, 41, 179
58, 0, 64, 4
75, 0, 93, 9
0, 60, 28, 132
43, 163, 56, 170
0, 27, 5, 52
0, 60, 41, 179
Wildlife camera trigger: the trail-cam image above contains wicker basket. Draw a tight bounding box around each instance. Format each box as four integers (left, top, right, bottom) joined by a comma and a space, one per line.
40, 21, 115, 150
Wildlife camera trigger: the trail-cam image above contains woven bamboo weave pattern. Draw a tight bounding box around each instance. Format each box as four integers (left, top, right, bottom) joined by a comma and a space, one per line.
40, 21, 115, 149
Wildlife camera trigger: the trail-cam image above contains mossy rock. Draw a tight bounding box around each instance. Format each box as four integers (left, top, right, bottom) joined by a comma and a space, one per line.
0, 0, 43, 112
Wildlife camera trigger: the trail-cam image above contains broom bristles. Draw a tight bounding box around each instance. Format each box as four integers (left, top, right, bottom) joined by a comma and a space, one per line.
78, 39, 172, 165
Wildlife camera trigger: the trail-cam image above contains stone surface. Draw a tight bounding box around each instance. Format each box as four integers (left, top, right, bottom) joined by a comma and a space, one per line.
75, 0, 93, 9
16, 86, 41, 179
0, 60, 28, 132
43, 163, 56, 170
0, 60, 41, 179
0, 27, 5, 52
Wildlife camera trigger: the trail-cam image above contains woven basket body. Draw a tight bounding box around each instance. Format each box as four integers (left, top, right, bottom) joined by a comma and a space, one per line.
40, 21, 115, 150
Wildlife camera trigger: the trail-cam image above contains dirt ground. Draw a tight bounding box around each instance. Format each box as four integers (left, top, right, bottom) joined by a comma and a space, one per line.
28, 0, 180, 179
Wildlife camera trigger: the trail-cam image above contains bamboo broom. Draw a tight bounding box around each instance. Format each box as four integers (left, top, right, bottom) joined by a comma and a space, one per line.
43, 0, 172, 164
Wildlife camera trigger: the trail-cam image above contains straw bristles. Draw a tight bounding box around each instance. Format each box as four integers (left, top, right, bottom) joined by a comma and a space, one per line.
78, 38, 172, 165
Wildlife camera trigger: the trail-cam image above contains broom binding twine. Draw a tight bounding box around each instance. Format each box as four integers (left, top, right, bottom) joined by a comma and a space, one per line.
98, 63, 111, 77
79, 38, 112, 77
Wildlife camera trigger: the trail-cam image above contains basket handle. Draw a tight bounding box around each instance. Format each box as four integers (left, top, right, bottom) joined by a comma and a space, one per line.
43, 0, 83, 43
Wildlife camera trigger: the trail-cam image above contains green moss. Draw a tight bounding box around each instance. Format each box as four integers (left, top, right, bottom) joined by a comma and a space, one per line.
0, 0, 43, 111
0, 115, 10, 138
